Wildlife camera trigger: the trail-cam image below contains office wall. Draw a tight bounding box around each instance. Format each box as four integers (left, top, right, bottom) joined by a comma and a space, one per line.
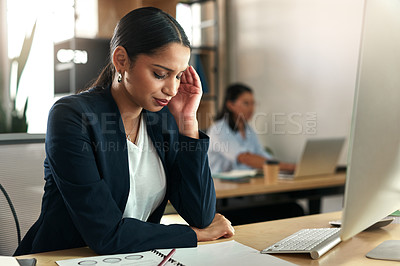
227, 0, 365, 164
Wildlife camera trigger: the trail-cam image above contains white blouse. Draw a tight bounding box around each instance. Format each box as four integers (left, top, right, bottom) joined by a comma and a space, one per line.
123, 115, 166, 221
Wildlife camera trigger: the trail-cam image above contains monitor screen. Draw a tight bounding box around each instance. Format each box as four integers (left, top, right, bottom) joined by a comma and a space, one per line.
340, 0, 400, 241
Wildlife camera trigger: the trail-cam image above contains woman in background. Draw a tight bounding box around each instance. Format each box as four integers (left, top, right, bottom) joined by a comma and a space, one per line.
15, 7, 233, 256
208, 83, 295, 174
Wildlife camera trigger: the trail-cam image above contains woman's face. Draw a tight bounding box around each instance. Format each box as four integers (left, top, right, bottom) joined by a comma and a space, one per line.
123, 42, 191, 112
227, 92, 255, 122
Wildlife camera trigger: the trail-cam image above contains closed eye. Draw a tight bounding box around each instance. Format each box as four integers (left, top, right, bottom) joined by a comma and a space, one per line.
154, 72, 166, 80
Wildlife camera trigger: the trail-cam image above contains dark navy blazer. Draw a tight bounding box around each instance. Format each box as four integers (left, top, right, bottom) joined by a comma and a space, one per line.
14, 86, 216, 255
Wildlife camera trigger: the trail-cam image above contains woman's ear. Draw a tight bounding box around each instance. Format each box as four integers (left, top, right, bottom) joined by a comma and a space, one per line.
112, 46, 129, 73
226, 100, 235, 112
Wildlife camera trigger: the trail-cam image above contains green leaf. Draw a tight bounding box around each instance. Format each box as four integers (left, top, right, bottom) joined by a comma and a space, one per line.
16, 20, 37, 93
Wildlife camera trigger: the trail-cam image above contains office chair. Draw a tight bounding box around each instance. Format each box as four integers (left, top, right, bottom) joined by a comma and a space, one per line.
0, 183, 21, 255
0, 140, 46, 256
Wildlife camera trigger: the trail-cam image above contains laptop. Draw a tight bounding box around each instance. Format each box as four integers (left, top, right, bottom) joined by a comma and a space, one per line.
279, 138, 345, 179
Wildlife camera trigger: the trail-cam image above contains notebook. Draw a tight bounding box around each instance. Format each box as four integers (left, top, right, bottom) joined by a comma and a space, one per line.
56, 240, 296, 266
56, 249, 180, 266
213, 169, 258, 180
280, 138, 345, 179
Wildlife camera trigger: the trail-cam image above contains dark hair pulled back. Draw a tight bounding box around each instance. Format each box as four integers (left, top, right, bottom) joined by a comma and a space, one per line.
216, 83, 253, 131
89, 7, 191, 89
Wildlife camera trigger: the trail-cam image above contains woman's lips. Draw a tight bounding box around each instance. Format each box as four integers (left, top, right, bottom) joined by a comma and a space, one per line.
154, 98, 169, 106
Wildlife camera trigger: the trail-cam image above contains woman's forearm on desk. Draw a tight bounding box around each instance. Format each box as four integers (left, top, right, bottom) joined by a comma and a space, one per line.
190, 213, 235, 241
237, 152, 266, 169
237, 153, 296, 171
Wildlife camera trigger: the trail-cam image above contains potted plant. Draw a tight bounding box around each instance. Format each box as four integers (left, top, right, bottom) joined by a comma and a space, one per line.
0, 21, 36, 133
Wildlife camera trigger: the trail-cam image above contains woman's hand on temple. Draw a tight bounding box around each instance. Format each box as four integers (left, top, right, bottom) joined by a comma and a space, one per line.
190, 213, 235, 242
168, 66, 202, 139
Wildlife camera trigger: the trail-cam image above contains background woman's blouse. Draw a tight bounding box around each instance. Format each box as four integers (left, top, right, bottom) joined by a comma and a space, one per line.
207, 119, 273, 174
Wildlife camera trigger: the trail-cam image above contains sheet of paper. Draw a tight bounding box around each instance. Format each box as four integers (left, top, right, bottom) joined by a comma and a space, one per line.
56, 250, 177, 266
56, 240, 295, 266
0, 256, 20, 266
158, 240, 295, 266
213, 169, 258, 180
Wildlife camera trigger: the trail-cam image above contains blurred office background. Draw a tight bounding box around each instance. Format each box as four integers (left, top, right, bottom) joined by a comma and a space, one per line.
0, 0, 364, 164
0, 0, 365, 255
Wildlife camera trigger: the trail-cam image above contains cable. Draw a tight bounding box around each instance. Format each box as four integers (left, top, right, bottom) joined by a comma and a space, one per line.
0, 183, 21, 245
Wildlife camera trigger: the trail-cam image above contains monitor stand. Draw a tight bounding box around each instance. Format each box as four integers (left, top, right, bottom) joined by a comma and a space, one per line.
366, 240, 400, 261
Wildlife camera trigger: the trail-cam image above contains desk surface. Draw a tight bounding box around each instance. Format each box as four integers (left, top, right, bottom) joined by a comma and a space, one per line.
17, 211, 400, 265
214, 173, 346, 198
230, 212, 400, 265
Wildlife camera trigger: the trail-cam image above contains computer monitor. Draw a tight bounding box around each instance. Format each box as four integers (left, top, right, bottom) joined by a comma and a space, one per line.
340, 0, 400, 245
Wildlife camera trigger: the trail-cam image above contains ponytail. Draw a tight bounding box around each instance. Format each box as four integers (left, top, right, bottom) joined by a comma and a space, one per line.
91, 62, 114, 88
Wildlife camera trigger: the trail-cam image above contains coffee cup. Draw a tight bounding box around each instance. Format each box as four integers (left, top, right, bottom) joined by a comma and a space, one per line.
263, 160, 280, 184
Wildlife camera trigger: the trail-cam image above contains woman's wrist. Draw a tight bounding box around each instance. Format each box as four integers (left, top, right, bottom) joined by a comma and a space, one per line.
189, 213, 235, 242
190, 226, 200, 241
176, 115, 199, 139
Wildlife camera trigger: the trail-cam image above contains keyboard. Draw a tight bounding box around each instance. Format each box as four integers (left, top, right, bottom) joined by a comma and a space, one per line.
261, 228, 341, 259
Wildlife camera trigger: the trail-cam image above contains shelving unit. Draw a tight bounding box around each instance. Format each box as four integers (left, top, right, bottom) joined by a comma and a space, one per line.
53, 37, 110, 95
176, 0, 219, 130
97, 0, 180, 38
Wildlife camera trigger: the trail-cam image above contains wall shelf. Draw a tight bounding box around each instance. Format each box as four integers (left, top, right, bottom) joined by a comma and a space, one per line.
177, 0, 219, 130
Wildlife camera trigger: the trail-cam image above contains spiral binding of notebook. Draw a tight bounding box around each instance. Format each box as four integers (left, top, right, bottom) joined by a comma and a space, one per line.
151, 249, 185, 266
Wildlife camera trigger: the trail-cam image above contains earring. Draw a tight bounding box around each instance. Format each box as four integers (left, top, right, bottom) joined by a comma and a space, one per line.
117, 72, 122, 83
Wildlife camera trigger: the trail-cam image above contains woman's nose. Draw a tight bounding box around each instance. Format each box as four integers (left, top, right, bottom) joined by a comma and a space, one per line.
162, 78, 179, 97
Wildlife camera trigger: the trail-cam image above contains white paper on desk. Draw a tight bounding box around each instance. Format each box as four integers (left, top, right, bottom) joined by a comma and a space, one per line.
158, 240, 295, 266
56, 249, 177, 266
0, 256, 20, 266
213, 169, 258, 179
56, 240, 294, 266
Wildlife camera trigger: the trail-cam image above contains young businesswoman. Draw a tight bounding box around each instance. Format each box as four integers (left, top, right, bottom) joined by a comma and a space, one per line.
208, 83, 295, 174
14, 7, 234, 256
